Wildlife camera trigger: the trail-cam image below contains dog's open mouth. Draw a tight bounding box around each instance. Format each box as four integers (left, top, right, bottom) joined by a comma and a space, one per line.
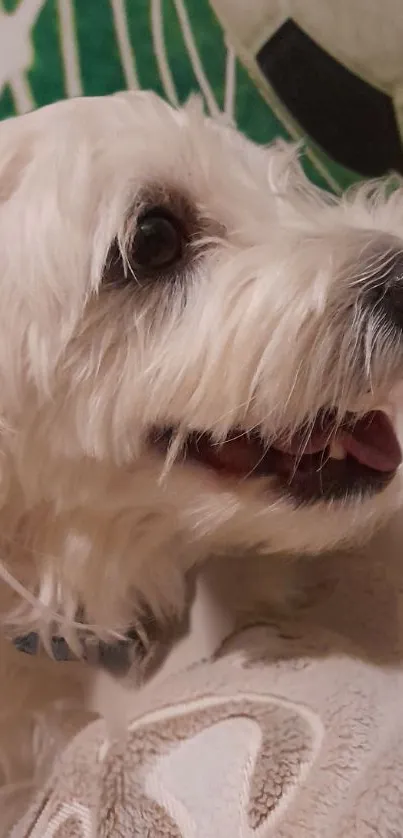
153, 410, 401, 502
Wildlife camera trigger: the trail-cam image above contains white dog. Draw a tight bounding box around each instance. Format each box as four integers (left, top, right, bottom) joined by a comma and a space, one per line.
0, 90, 403, 824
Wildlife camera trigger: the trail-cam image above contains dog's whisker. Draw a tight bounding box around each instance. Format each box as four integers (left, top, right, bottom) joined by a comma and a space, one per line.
0, 559, 123, 640
158, 427, 187, 483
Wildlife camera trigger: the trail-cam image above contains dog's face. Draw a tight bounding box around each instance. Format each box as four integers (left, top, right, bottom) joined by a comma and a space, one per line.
1, 91, 403, 632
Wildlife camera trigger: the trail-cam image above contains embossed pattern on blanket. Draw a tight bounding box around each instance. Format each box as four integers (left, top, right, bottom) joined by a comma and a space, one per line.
10, 611, 403, 838
11, 695, 320, 837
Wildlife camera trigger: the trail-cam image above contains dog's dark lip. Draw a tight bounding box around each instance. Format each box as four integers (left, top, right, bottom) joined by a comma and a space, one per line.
151, 409, 401, 503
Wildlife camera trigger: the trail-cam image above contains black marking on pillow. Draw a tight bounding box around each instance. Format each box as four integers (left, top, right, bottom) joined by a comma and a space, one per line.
256, 18, 403, 178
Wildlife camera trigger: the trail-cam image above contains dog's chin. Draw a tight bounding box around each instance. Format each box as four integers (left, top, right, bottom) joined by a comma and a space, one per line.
151, 408, 402, 504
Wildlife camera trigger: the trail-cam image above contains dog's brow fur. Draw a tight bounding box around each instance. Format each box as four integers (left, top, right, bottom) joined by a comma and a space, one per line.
0, 90, 403, 827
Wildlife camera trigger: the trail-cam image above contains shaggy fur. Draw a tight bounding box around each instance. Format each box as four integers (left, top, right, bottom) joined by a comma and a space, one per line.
1, 90, 403, 826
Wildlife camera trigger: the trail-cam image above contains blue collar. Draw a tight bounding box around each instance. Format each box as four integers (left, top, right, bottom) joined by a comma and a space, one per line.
13, 628, 142, 674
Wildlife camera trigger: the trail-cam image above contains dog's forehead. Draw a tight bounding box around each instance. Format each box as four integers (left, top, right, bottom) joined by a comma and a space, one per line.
0, 92, 308, 236
66, 94, 267, 176
42, 93, 279, 229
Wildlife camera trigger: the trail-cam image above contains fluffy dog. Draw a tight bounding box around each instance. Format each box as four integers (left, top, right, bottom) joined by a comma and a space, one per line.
0, 90, 403, 823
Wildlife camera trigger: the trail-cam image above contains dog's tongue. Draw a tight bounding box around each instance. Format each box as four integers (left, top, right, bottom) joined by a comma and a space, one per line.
276, 410, 401, 473
340, 412, 401, 473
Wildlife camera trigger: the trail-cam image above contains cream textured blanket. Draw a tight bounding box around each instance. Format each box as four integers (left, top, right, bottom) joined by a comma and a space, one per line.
9, 519, 403, 838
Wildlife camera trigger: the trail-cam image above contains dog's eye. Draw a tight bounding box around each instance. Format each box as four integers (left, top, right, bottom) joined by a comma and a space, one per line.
132, 208, 184, 271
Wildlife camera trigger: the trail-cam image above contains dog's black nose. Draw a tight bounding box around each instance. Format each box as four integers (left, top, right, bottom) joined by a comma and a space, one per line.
366, 248, 403, 330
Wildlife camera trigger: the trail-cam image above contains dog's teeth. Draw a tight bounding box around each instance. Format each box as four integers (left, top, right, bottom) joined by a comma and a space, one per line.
329, 439, 346, 460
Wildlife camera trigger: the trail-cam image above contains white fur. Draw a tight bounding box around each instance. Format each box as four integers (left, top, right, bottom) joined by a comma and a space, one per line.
0, 91, 403, 827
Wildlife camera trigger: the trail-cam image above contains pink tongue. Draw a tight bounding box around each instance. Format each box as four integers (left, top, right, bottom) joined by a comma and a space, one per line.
275, 411, 401, 473
341, 412, 401, 473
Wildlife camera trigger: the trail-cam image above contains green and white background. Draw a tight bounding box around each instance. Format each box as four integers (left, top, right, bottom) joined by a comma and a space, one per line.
0, 1, 285, 139
0, 0, 403, 191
